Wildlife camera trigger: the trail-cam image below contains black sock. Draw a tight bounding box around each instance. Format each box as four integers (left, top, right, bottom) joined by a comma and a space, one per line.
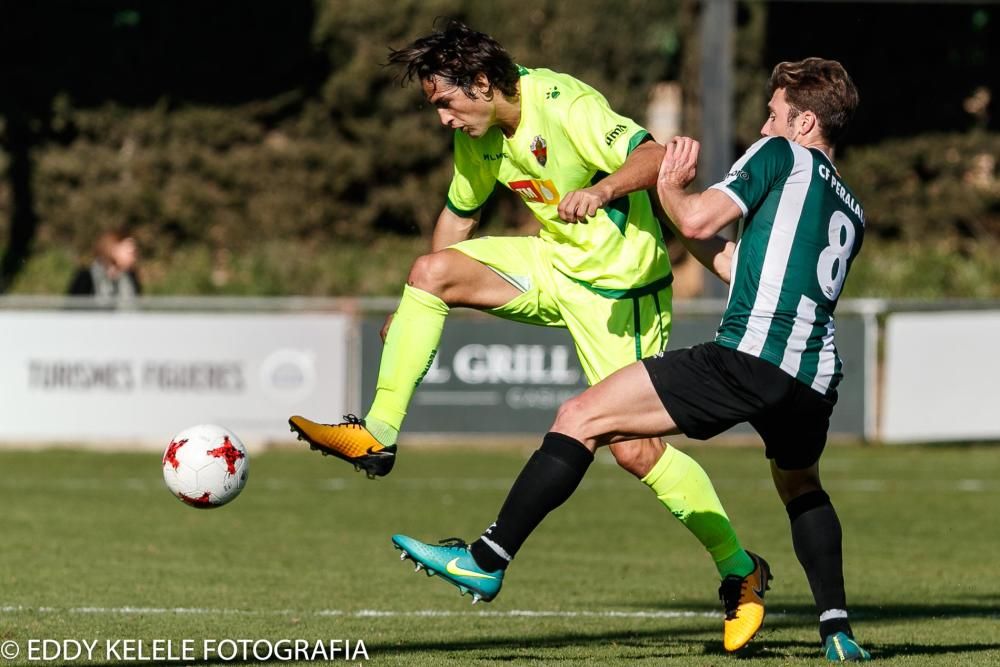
786, 489, 853, 642
470, 432, 593, 572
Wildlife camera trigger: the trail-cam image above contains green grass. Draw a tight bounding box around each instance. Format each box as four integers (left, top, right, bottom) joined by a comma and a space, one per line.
0, 443, 998, 665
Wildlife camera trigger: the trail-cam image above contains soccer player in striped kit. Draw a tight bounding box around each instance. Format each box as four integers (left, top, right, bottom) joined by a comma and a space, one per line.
396, 57, 870, 662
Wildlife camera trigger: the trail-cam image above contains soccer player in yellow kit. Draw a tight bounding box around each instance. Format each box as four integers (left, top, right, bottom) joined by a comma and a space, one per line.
290, 20, 769, 650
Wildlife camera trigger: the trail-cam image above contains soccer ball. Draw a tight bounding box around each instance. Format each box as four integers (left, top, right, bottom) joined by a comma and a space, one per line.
162, 424, 249, 509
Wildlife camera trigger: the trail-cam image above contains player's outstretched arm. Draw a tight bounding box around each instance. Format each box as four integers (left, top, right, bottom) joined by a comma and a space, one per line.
657, 137, 741, 241
558, 140, 663, 223
648, 181, 735, 284
660, 215, 736, 285
431, 207, 481, 252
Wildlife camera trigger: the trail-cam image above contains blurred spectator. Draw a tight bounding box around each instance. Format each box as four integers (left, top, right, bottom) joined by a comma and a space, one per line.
67, 230, 142, 303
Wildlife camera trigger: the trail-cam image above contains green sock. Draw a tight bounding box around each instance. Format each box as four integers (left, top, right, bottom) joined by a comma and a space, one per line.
641, 444, 755, 579
364, 416, 399, 448
365, 284, 449, 446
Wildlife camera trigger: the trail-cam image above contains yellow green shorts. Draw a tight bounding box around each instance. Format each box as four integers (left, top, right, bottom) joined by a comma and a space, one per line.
451, 235, 673, 385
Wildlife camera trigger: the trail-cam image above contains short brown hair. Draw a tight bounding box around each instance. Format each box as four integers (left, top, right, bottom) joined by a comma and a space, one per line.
768, 58, 859, 145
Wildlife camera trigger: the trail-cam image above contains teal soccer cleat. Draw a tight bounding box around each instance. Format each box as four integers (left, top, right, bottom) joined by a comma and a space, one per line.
824, 632, 871, 662
392, 534, 504, 604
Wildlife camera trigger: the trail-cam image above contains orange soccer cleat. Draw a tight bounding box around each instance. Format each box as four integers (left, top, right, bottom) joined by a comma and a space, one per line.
719, 550, 772, 652
288, 414, 396, 478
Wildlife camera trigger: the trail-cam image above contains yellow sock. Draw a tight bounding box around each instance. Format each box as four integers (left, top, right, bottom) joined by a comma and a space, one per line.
365, 285, 449, 442
642, 444, 754, 578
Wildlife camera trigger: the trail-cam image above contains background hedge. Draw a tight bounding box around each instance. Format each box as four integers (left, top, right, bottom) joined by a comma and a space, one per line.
0, 0, 995, 297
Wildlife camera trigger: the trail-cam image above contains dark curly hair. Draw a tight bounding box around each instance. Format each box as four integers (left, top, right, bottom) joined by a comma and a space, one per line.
387, 19, 520, 100
768, 58, 859, 145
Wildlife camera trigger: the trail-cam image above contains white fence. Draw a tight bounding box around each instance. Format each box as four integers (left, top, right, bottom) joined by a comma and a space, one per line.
0, 302, 352, 448
881, 310, 1000, 443
0, 296, 997, 446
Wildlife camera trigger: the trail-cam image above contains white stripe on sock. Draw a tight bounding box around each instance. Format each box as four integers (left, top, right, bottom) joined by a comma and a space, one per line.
480, 536, 512, 562
820, 608, 849, 622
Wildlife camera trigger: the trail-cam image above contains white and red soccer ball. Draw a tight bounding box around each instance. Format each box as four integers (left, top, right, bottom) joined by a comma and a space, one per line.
162, 424, 249, 508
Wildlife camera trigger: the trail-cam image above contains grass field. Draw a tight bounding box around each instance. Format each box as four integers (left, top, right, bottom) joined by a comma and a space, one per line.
1, 442, 998, 666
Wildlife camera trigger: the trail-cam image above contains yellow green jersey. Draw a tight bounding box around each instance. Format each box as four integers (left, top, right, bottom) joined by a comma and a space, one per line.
446, 66, 671, 296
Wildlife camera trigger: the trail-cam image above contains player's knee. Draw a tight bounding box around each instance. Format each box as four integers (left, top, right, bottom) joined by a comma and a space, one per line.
552, 394, 595, 442
772, 464, 823, 505
609, 441, 653, 478
407, 252, 453, 297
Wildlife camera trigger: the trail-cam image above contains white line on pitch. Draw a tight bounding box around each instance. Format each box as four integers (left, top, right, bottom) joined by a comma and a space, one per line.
0, 605, 734, 620
0, 478, 997, 493
3, 605, 997, 621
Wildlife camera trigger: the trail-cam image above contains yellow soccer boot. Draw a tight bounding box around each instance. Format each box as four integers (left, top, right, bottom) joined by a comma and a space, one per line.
719, 550, 772, 652
288, 414, 396, 478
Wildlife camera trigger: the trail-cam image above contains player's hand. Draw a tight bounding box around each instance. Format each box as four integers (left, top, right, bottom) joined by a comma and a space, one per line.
379, 313, 394, 342
558, 186, 607, 223
658, 136, 700, 192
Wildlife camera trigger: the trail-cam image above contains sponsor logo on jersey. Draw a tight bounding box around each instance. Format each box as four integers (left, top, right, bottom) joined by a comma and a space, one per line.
530, 135, 548, 166
545, 86, 561, 99
604, 123, 628, 146
727, 168, 750, 181
482, 152, 508, 161
508, 178, 560, 204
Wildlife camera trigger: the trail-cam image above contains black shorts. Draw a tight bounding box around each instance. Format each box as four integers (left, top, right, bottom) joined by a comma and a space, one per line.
642, 342, 838, 470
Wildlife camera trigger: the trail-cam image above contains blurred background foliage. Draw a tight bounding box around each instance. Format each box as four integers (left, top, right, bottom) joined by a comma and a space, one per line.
0, 0, 996, 297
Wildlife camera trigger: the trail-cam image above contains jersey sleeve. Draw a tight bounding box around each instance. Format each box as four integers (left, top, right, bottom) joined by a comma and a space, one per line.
564, 92, 651, 174
445, 131, 496, 217
710, 137, 793, 216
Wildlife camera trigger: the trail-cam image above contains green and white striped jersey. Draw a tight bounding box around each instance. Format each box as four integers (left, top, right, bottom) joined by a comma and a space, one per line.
710, 137, 865, 395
